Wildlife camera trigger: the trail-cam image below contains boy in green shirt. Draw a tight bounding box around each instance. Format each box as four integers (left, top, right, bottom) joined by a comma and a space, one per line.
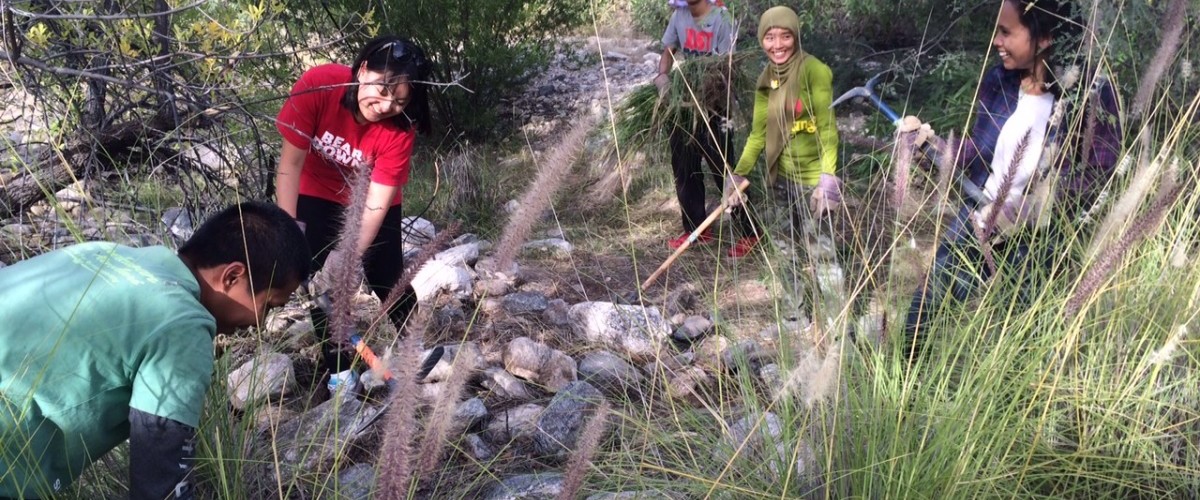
0, 201, 310, 499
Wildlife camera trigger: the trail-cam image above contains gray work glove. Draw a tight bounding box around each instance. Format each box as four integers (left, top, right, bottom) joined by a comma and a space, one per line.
810, 173, 842, 217
724, 173, 749, 208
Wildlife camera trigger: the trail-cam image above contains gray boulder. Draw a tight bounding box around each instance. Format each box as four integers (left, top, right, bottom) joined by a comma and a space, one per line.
320, 463, 374, 500
533, 381, 605, 460
483, 473, 563, 500
502, 291, 550, 315
579, 350, 644, 396
569, 301, 671, 360
484, 403, 544, 444
269, 394, 384, 485
228, 353, 295, 410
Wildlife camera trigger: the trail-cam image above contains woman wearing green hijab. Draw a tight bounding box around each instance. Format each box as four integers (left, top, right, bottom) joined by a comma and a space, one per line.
728, 6, 841, 250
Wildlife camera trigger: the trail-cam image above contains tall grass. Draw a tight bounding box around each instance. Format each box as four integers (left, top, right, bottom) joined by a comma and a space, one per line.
9, 2, 1199, 499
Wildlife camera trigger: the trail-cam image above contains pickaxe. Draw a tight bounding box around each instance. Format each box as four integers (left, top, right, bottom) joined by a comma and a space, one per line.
831, 71, 989, 205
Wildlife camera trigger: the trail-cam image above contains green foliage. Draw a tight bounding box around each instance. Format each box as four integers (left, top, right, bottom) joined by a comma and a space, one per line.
628, 0, 672, 38
379, 0, 589, 140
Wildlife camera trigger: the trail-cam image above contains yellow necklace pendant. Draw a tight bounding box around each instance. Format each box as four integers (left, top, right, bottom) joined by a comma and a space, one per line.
770, 79, 780, 89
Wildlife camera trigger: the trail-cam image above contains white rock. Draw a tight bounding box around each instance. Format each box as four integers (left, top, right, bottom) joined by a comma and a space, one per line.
401, 216, 436, 251
433, 242, 481, 267
411, 260, 473, 302
569, 301, 672, 360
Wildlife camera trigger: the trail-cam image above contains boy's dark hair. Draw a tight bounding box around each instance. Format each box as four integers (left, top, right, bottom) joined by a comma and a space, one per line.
179, 202, 310, 292
341, 35, 434, 135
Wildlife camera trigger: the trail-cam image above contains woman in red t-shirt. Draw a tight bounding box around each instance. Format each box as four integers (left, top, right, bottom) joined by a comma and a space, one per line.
275, 35, 432, 378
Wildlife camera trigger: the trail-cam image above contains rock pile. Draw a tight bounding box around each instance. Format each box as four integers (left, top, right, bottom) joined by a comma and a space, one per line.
222, 217, 821, 498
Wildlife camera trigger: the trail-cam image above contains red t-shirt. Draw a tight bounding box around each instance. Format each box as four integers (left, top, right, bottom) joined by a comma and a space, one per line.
276, 64, 413, 206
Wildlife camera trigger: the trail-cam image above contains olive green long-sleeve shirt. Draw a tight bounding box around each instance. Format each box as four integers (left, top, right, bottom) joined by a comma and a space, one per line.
734, 56, 839, 186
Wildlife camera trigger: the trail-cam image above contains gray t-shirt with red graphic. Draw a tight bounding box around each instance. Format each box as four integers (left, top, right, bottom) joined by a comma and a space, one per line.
661, 6, 735, 57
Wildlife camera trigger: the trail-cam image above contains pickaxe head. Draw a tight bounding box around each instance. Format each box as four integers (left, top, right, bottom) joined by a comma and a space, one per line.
829, 70, 900, 124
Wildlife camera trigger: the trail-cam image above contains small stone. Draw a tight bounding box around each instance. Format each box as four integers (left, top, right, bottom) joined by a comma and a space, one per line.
502, 291, 549, 315
759, 363, 784, 399
504, 199, 521, 214
453, 397, 489, 433
522, 238, 573, 258
667, 367, 710, 406
465, 433, 496, 461
673, 315, 713, 342
481, 367, 534, 401
475, 278, 513, 297
579, 350, 644, 396
542, 299, 572, 326
228, 353, 295, 410
694, 336, 731, 371
480, 298, 505, 316
503, 337, 577, 392
533, 381, 605, 460
484, 403, 544, 444
670, 313, 687, 326
722, 339, 775, 370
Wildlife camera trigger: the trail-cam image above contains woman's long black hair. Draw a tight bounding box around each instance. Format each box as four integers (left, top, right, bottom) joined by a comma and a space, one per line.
341, 35, 433, 134
1010, 0, 1080, 98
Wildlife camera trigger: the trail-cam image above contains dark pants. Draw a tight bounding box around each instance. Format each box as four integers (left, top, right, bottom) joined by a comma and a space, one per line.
297, 195, 415, 373
903, 206, 1053, 359
669, 116, 755, 238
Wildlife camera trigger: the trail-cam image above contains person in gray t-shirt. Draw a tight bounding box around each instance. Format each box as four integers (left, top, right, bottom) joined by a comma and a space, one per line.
653, 1, 755, 254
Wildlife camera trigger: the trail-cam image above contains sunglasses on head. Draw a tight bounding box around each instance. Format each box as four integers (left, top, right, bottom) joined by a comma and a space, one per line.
377, 40, 424, 64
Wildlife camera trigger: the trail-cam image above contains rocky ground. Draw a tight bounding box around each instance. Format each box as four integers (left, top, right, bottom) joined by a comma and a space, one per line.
1, 29, 899, 499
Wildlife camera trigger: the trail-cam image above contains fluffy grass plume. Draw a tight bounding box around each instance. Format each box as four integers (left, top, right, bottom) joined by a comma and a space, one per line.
494, 118, 594, 270
1086, 153, 1169, 261
416, 349, 472, 481
556, 402, 611, 500
375, 316, 428, 499
327, 165, 372, 346
891, 133, 915, 209
976, 129, 1030, 274
1129, 0, 1188, 118
1066, 180, 1182, 317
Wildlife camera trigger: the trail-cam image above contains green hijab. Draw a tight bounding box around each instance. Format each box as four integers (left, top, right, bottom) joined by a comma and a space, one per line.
755, 6, 809, 174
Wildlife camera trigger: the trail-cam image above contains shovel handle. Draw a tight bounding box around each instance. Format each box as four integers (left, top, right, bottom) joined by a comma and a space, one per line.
640, 178, 750, 289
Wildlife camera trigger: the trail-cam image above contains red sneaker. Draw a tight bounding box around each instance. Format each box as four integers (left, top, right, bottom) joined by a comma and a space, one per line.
668, 230, 715, 249
727, 236, 760, 258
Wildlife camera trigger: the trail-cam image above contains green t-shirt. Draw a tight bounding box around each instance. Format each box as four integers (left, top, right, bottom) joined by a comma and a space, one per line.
0, 242, 216, 497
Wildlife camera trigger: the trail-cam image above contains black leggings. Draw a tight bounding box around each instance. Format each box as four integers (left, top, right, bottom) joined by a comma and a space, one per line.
669, 116, 756, 238
297, 195, 415, 373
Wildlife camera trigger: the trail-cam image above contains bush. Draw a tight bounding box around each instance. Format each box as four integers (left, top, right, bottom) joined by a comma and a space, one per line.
383, 0, 589, 140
